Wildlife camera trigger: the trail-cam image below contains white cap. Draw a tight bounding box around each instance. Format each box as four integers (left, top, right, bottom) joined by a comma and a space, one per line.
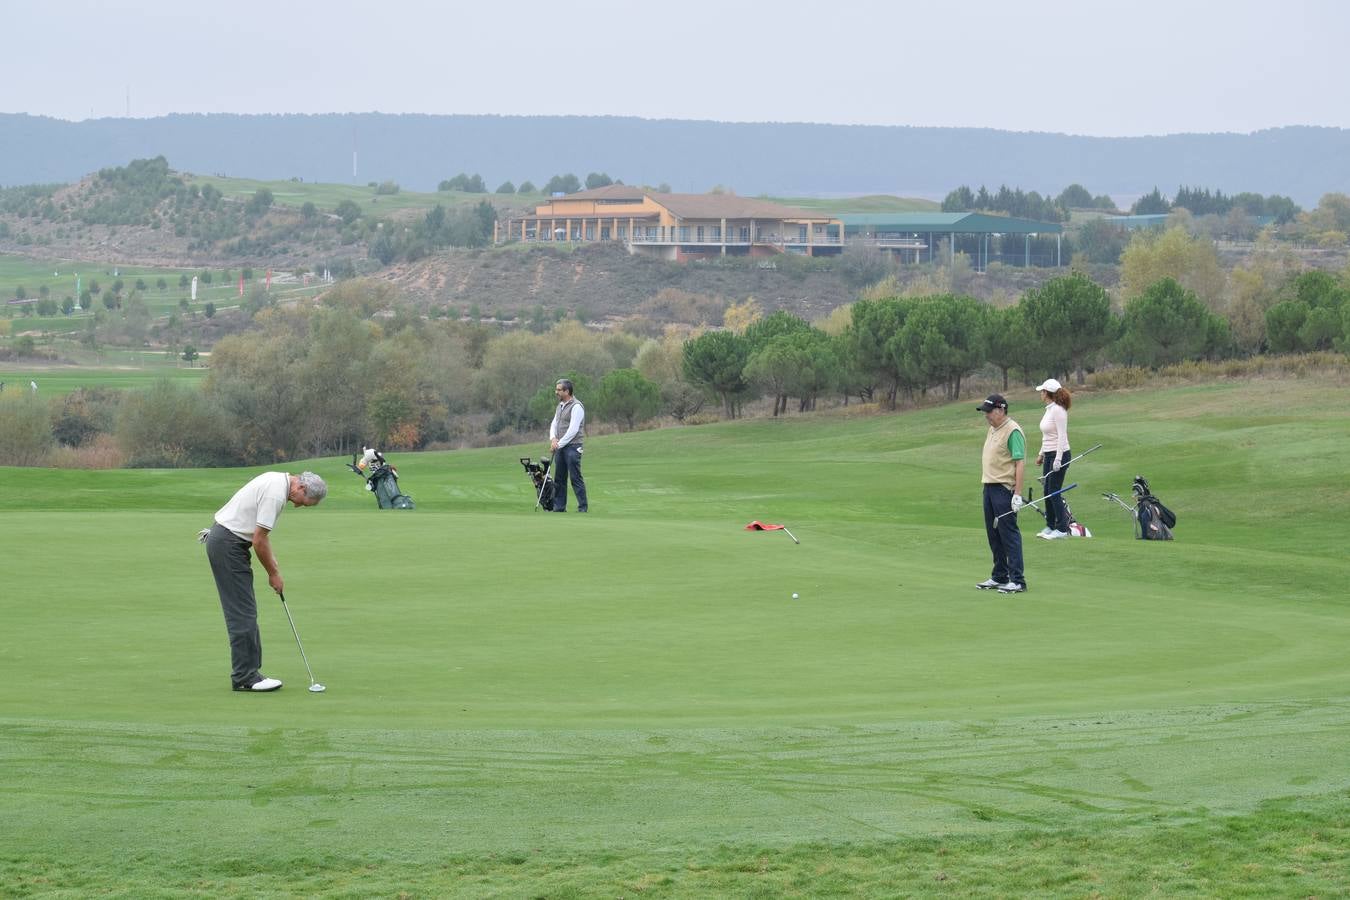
1035, 378, 1062, 393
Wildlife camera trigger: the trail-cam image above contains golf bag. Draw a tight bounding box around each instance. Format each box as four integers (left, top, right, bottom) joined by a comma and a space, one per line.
347, 447, 415, 509
1028, 488, 1091, 537
1131, 475, 1175, 540
520, 457, 555, 510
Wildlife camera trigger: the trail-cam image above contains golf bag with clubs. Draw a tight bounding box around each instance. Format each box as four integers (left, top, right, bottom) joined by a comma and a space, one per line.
520, 457, 556, 510
1131, 475, 1175, 540
347, 447, 415, 509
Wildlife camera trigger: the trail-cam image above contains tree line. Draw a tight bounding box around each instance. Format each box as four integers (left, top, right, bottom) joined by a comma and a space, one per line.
437, 171, 630, 196
942, 181, 1305, 227
4, 243, 1347, 469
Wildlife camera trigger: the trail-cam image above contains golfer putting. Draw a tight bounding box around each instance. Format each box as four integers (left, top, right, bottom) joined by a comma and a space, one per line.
202, 471, 327, 692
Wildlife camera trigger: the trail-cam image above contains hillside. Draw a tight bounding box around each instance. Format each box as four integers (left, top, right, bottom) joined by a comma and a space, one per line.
2, 162, 1038, 327
3, 113, 1349, 206
0, 160, 533, 270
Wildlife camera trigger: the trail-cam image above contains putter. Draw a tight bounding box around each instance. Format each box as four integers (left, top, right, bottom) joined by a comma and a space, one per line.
995, 483, 1078, 523
1036, 443, 1103, 482
782, 526, 800, 544
278, 592, 326, 693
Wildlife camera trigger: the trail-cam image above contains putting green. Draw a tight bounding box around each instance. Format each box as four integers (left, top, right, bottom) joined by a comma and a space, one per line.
1, 377, 1347, 892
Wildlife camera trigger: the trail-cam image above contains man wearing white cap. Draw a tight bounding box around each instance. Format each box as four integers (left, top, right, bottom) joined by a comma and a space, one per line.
1033, 378, 1073, 540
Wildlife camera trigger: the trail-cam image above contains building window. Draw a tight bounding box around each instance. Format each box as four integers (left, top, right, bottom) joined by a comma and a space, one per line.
711, 226, 721, 240
696, 226, 705, 242
678, 226, 690, 242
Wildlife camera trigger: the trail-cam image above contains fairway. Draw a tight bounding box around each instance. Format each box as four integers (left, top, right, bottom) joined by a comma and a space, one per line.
0, 363, 206, 397
2, 377, 1348, 896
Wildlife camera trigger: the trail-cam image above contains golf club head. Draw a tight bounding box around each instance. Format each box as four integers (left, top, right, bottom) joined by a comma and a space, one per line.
309, 683, 326, 693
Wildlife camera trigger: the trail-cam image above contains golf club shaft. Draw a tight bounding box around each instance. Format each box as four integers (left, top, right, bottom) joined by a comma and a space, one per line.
278, 592, 319, 686
1036, 443, 1102, 482
995, 482, 1078, 522
535, 451, 558, 510
782, 526, 799, 544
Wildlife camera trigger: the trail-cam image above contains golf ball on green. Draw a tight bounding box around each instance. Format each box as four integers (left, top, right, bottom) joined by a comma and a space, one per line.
791, 592, 799, 599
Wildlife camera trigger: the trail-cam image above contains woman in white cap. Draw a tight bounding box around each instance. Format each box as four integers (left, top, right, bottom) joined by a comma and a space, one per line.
1033, 378, 1072, 539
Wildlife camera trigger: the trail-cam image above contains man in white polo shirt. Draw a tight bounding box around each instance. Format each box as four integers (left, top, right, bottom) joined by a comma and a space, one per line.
204, 471, 327, 692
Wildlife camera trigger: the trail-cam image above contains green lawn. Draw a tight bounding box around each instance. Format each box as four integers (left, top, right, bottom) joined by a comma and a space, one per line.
1, 377, 1347, 897
187, 174, 530, 217
1, 252, 327, 339
0, 363, 206, 396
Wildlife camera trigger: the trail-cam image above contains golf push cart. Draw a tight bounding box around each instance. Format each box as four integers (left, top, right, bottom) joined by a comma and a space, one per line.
347, 447, 415, 509
520, 456, 556, 510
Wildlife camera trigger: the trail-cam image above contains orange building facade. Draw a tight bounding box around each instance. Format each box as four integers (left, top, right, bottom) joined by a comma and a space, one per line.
497, 185, 843, 261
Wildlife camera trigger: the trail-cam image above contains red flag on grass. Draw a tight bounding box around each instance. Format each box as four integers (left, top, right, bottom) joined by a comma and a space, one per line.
744, 521, 799, 543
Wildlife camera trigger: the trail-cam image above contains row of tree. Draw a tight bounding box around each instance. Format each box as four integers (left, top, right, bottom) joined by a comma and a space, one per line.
941, 184, 1072, 222
942, 180, 1306, 228
8, 254, 1346, 469
677, 272, 1240, 417
1131, 186, 1301, 222
437, 172, 624, 196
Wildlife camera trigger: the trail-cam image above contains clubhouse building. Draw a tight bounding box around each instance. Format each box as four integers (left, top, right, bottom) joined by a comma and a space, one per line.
497, 185, 844, 261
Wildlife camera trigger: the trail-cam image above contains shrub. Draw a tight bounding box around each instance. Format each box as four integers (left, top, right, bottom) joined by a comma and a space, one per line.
116, 379, 237, 467
52, 387, 121, 447
0, 393, 55, 465
47, 433, 125, 469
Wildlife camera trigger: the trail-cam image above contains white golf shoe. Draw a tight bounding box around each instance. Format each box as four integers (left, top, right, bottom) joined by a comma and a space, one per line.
976, 578, 1001, 590
234, 677, 283, 692
1044, 530, 1070, 540
996, 582, 1026, 594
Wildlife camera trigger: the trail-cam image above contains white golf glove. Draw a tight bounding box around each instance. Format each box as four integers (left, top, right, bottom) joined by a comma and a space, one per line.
1010, 494, 1024, 512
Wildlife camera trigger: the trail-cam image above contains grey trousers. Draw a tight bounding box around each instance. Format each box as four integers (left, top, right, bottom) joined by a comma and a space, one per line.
206, 523, 263, 688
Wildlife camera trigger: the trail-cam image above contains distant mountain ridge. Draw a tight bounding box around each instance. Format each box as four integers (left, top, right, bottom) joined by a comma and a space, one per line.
2, 113, 1347, 206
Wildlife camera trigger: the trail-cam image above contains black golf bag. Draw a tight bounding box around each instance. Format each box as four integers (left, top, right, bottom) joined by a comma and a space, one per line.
348, 448, 415, 509
520, 457, 555, 510
1131, 475, 1175, 540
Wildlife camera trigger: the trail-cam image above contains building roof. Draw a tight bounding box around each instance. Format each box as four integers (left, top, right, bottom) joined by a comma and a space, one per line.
650, 192, 824, 221
563, 184, 648, 202
547, 186, 831, 221
839, 212, 1063, 234
1105, 214, 1170, 227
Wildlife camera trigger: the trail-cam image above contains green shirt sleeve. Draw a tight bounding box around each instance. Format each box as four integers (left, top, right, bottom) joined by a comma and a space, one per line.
1007, 429, 1025, 461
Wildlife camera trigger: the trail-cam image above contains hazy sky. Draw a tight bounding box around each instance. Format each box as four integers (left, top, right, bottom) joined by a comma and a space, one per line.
3, 0, 1346, 136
